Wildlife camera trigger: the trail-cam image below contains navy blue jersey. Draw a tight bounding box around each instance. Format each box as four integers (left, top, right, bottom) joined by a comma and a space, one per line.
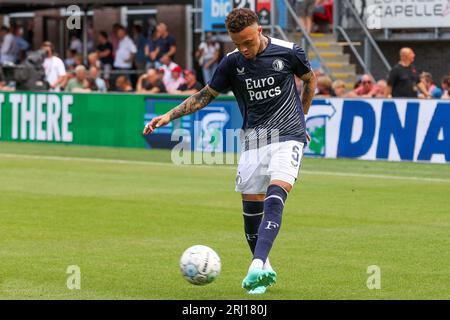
208, 37, 311, 147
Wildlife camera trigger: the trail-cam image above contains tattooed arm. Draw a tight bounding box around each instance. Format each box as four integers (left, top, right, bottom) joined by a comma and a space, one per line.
143, 86, 218, 135
300, 71, 316, 115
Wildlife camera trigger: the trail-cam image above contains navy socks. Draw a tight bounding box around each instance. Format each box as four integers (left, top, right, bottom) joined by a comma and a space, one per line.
242, 200, 264, 254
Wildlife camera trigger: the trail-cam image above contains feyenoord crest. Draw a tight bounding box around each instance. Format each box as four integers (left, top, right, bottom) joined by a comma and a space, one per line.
272, 59, 284, 72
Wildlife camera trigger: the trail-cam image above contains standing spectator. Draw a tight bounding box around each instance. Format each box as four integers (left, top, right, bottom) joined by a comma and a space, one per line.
89, 66, 107, 92
173, 69, 203, 94
0, 26, 18, 64
155, 23, 176, 65
66, 65, 90, 92
115, 75, 134, 92
65, 49, 77, 70
42, 41, 67, 92
196, 32, 221, 84
132, 25, 147, 72
296, 0, 316, 33
110, 23, 121, 56
386, 47, 421, 98
69, 34, 83, 54
418, 72, 442, 99
113, 25, 137, 86
13, 25, 29, 63
136, 68, 166, 93
331, 80, 347, 97
145, 27, 161, 70
347, 74, 381, 98
96, 31, 114, 85
313, 0, 334, 33
441, 75, 450, 99
165, 65, 186, 94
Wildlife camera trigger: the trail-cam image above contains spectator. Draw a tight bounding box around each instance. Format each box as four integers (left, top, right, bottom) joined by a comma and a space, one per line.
159, 54, 179, 84
89, 66, 107, 92
66, 65, 91, 92
0, 25, 17, 64
441, 75, 450, 99
132, 24, 147, 72
165, 65, 186, 94
145, 27, 161, 69
155, 23, 176, 65
418, 72, 442, 99
196, 32, 221, 84
88, 52, 101, 69
347, 74, 382, 98
96, 31, 114, 84
13, 25, 29, 63
42, 41, 67, 92
386, 47, 420, 98
0, 67, 14, 91
69, 34, 83, 54
113, 25, 137, 70
316, 75, 333, 97
136, 68, 166, 94
375, 80, 388, 98
64, 49, 77, 70
173, 69, 203, 94
115, 75, 134, 92
295, 0, 316, 33
313, 0, 333, 33
332, 80, 347, 97
110, 23, 121, 56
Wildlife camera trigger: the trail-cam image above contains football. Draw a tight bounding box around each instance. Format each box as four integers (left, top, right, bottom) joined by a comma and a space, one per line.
179, 245, 221, 285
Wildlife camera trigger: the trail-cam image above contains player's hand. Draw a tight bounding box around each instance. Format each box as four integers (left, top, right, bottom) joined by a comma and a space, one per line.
143, 114, 171, 135
306, 131, 311, 142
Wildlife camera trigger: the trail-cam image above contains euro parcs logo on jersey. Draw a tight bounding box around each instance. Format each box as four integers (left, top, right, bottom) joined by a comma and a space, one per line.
304, 99, 336, 157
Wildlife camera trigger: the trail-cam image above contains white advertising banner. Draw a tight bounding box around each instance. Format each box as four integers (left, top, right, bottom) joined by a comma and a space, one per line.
364, 0, 450, 29
305, 98, 450, 164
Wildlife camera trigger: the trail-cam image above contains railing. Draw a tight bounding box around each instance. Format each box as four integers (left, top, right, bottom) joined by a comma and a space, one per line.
282, 0, 335, 80
335, 0, 392, 73
336, 26, 372, 77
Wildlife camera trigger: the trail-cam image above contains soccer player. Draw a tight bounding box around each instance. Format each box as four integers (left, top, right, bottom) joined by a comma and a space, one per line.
143, 8, 316, 294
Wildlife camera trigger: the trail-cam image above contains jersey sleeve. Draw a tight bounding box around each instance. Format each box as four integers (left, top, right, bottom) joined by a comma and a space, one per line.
208, 55, 232, 93
291, 44, 312, 77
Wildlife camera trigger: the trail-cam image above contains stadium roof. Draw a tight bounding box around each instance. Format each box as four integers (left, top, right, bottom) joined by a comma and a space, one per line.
0, 0, 194, 13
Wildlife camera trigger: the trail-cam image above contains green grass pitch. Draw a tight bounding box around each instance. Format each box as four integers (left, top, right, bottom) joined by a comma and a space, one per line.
0, 141, 449, 300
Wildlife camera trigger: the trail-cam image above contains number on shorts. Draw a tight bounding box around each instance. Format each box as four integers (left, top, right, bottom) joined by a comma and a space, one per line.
291, 145, 300, 167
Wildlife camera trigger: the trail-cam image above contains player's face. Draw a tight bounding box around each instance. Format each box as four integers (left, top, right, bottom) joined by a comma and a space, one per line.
229, 23, 262, 60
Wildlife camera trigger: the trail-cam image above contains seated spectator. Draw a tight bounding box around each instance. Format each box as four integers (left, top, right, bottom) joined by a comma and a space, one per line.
347, 74, 382, 98
172, 69, 203, 95
0, 67, 14, 91
316, 75, 334, 97
115, 75, 134, 92
89, 66, 107, 92
88, 52, 101, 69
159, 54, 179, 84
375, 80, 388, 98
332, 80, 347, 97
418, 72, 442, 99
441, 75, 450, 99
66, 65, 91, 92
165, 65, 186, 94
69, 35, 83, 54
136, 68, 166, 94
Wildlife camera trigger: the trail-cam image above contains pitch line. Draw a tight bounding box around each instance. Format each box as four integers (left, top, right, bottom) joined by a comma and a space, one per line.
0, 153, 449, 183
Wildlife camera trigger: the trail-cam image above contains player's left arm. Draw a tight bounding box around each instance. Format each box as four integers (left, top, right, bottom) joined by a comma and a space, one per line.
299, 71, 317, 115
143, 85, 219, 135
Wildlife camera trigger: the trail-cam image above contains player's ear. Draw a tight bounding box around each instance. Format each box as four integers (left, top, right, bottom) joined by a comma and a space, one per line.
257, 25, 262, 34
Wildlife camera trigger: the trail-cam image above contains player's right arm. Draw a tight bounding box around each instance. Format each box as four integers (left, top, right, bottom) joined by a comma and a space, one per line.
143, 85, 219, 135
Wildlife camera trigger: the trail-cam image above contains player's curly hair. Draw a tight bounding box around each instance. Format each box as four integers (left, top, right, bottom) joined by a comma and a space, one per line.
225, 8, 259, 33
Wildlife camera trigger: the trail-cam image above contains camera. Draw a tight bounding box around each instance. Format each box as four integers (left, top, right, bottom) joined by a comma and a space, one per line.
0, 49, 49, 91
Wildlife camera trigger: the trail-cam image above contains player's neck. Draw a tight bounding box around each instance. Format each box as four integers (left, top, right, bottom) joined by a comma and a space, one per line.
257, 35, 269, 55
